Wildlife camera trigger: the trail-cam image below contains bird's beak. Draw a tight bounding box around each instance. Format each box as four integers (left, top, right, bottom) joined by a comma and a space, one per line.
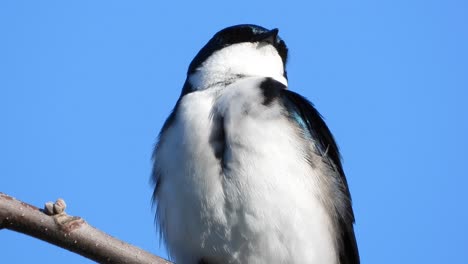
256, 28, 279, 45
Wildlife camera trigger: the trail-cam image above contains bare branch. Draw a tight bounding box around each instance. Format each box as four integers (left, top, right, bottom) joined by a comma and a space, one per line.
0, 192, 172, 264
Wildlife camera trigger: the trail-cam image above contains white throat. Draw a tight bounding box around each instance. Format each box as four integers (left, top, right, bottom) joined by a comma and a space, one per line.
188, 42, 288, 89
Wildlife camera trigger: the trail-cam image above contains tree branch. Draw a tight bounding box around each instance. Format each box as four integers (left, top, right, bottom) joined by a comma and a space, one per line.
0, 192, 171, 264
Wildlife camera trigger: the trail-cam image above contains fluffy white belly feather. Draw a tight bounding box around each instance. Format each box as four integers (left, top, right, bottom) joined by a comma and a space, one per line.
155, 78, 337, 264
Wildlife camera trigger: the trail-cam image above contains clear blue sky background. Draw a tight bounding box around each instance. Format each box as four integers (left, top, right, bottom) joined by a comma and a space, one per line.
1, 1, 467, 263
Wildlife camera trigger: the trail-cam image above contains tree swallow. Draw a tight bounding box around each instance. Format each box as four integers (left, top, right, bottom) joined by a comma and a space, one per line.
152, 24, 359, 264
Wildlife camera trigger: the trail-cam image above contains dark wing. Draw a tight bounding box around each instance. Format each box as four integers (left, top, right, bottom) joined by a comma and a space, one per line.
280, 89, 360, 264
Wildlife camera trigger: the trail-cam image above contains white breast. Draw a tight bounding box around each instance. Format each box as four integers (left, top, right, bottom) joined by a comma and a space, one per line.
154, 77, 337, 264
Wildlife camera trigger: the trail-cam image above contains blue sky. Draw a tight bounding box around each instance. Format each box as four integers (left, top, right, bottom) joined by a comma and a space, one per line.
1, 1, 467, 263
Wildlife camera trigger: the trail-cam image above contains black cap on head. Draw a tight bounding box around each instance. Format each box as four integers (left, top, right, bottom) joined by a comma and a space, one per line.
188, 24, 288, 75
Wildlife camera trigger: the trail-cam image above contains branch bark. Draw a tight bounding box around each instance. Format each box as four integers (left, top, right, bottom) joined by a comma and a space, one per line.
0, 192, 172, 264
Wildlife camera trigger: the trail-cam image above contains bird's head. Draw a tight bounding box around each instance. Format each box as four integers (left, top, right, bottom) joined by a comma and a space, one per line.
184, 24, 288, 94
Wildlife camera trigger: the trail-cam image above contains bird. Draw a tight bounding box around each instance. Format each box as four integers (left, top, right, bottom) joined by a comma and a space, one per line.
151, 24, 359, 264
